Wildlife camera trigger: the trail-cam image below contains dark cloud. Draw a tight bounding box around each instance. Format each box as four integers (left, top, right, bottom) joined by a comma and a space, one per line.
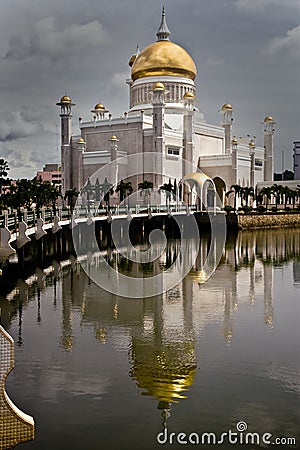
0, 110, 42, 141
0, 0, 299, 177
5, 17, 109, 62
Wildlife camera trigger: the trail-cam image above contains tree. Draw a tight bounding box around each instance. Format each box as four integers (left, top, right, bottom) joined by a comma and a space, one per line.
270, 184, 283, 210
241, 186, 255, 207
259, 187, 272, 210
138, 180, 153, 208
100, 177, 114, 209
160, 179, 175, 207
226, 184, 242, 211
116, 179, 133, 204
0, 159, 10, 196
64, 188, 79, 213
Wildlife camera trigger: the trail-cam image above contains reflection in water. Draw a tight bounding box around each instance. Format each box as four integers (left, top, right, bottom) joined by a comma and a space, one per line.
0, 229, 299, 448
0, 326, 34, 450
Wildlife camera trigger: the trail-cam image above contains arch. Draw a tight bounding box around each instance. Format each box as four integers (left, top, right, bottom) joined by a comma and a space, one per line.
182, 172, 217, 214
213, 177, 226, 207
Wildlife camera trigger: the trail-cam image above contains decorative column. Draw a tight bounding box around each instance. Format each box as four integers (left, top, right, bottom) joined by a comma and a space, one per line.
110, 135, 119, 189
249, 139, 256, 187
91, 102, 108, 121
263, 116, 275, 181
231, 137, 238, 186
152, 82, 165, 188
56, 95, 76, 194
221, 103, 233, 154
183, 91, 195, 204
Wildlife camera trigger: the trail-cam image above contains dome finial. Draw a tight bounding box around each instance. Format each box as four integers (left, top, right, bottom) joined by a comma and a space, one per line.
156, 6, 171, 41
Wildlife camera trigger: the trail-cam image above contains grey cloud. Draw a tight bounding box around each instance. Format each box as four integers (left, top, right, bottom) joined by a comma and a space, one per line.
5, 17, 109, 62
268, 24, 300, 60
0, 110, 42, 141
234, 0, 300, 14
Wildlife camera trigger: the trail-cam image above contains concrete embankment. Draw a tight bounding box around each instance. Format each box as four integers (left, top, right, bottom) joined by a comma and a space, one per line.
226, 212, 300, 231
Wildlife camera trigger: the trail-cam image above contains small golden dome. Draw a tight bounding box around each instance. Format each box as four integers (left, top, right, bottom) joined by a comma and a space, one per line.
78, 137, 85, 143
129, 54, 137, 67
153, 82, 165, 91
94, 103, 105, 110
264, 115, 274, 122
110, 135, 118, 141
222, 103, 233, 111
183, 91, 195, 99
60, 95, 72, 103
249, 142, 256, 148
232, 138, 238, 144
131, 40, 196, 81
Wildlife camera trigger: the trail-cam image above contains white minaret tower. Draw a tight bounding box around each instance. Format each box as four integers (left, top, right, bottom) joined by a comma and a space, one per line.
221, 103, 233, 154
152, 82, 165, 188
249, 138, 256, 187
263, 115, 275, 181
56, 95, 76, 193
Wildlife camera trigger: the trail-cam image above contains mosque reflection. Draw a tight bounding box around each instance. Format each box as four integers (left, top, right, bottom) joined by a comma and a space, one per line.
0, 229, 300, 445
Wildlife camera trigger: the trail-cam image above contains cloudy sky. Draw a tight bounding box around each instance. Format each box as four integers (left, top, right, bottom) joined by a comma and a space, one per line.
0, 0, 299, 178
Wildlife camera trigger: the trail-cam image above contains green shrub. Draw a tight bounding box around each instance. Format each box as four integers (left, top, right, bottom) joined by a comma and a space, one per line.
241, 205, 253, 214
257, 205, 266, 213
224, 205, 233, 213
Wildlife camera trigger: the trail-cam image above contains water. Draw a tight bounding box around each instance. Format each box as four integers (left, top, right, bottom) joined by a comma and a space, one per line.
0, 229, 300, 449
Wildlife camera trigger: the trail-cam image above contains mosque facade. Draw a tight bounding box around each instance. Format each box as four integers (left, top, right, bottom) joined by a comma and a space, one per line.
57, 8, 275, 206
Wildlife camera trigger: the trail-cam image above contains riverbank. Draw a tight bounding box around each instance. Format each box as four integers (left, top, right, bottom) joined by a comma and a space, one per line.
226, 212, 300, 230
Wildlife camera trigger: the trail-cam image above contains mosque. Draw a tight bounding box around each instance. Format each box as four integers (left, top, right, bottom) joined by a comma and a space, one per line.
57, 8, 275, 207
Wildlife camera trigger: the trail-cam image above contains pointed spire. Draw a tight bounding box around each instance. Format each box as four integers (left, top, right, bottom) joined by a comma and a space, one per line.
156, 6, 171, 41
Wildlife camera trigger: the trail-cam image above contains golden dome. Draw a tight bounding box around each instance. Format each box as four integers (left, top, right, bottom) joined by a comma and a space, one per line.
131, 40, 197, 81
222, 103, 233, 111
153, 82, 165, 91
264, 115, 274, 122
60, 95, 72, 103
110, 135, 118, 141
183, 91, 195, 99
78, 137, 85, 143
94, 103, 105, 110
249, 142, 256, 148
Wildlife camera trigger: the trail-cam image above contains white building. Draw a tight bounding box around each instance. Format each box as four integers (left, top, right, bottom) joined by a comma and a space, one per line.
57, 8, 275, 207
293, 141, 300, 180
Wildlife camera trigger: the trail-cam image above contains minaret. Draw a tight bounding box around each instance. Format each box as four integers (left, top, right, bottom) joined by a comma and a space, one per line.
152, 82, 165, 188
263, 115, 275, 181
249, 138, 256, 187
231, 137, 238, 185
183, 91, 195, 203
56, 95, 76, 194
91, 102, 108, 121
109, 135, 119, 189
221, 103, 233, 154
156, 6, 171, 41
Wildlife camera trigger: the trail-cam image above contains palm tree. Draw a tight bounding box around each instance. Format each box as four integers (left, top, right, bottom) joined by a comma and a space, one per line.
116, 179, 133, 204
270, 184, 282, 210
64, 188, 79, 214
0, 158, 10, 187
241, 186, 255, 207
138, 180, 153, 208
160, 179, 174, 207
259, 186, 272, 210
226, 184, 242, 211
100, 177, 114, 210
